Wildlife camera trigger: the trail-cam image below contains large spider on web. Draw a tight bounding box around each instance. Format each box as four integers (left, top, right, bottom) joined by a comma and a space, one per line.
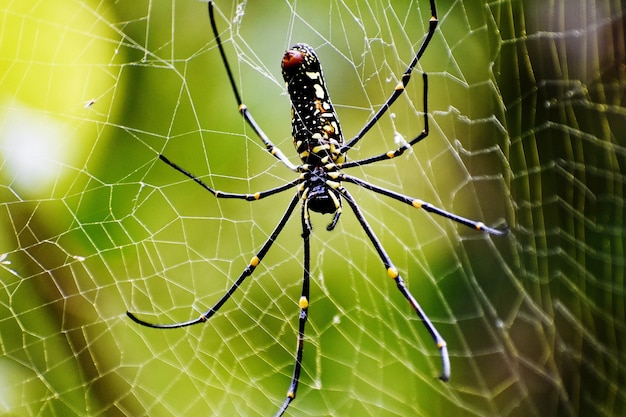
127, 0, 508, 415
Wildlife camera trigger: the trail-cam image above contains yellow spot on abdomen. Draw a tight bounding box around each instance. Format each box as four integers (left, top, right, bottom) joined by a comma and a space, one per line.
314, 84, 325, 99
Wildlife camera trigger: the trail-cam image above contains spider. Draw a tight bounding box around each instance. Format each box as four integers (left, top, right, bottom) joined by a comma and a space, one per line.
127, 1, 507, 415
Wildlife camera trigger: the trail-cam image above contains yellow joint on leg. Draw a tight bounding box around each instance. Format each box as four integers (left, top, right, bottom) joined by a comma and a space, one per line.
395, 81, 405, 91
437, 341, 447, 349
287, 391, 295, 399
253, 192, 261, 200
238, 104, 247, 112
249, 256, 260, 267
475, 222, 485, 231
412, 199, 424, 209
387, 267, 399, 279
328, 190, 342, 211
326, 180, 340, 190
386, 150, 396, 158
299, 296, 309, 309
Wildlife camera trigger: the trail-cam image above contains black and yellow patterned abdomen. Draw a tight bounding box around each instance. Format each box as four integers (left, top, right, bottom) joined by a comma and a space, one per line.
282, 43, 346, 166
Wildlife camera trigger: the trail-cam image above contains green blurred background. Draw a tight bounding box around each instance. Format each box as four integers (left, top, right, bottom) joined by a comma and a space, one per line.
0, 0, 624, 416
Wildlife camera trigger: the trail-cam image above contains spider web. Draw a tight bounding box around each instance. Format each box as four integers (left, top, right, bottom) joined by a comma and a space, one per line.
1, 0, 624, 416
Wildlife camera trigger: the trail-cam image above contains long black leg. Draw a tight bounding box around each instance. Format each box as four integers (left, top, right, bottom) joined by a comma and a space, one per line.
338, 186, 450, 381
159, 154, 303, 201
339, 0, 437, 154
335, 73, 429, 171
333, 173, 508, 236
275, 202, 311, 416
208, 1, 298, 172
126, 192, 301, 329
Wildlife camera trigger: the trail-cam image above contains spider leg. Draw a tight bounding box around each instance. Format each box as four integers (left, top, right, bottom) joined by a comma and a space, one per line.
338, 187, 451, 381
159, 154, 303, 200
335, 173, 508, 235
340, 0, 437, 154
208, 1, 298, 172
275, 202, 311, 417
126, 192, 301, 329
336, 73, 429, 171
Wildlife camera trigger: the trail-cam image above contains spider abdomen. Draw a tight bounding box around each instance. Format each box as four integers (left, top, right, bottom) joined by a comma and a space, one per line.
282, 43, 345, 166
